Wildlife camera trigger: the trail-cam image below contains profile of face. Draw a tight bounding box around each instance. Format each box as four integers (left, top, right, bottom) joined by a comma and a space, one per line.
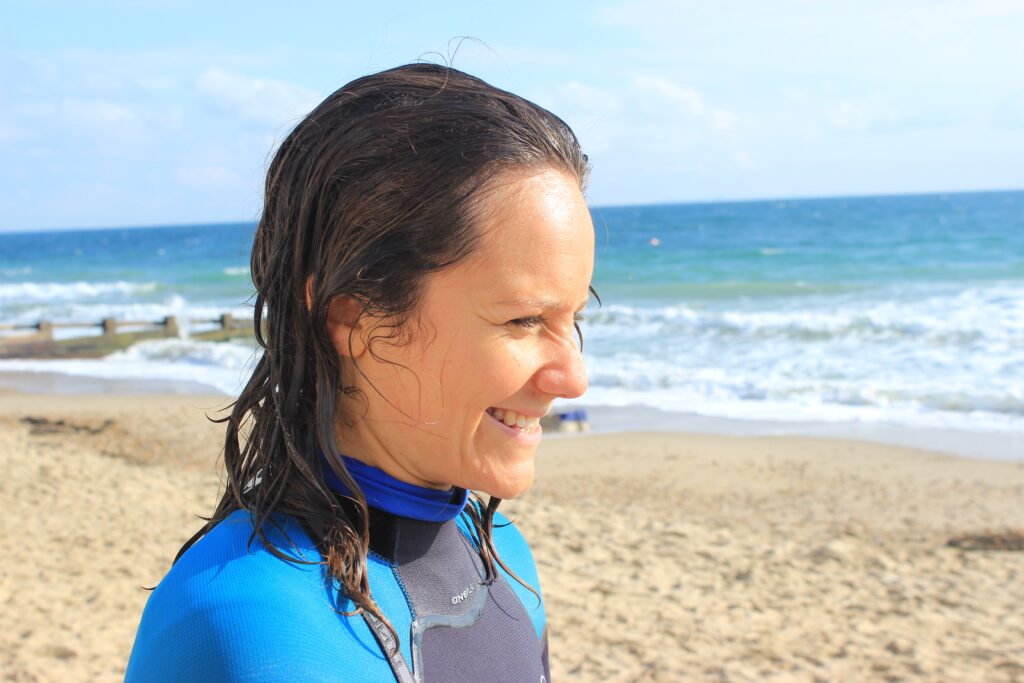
326, 168, 594, 499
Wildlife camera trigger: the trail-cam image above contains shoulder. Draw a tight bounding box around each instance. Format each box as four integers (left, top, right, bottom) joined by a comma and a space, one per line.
147, 509, 324, 610
125, 510, 388, 682
490, 509, 547, 639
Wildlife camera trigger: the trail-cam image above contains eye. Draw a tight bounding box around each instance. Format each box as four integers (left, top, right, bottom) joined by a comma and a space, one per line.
508, 315, 546, 329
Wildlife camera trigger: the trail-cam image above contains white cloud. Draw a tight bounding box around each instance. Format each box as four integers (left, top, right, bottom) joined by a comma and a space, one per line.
544, 75, 747, 156
532, 73, 754, 201
540, 81, 622, 153
62, 98, 137, 125
196, 67, 321, 127
633, 76, 707, 114
594, 0, 1024, 99
632, 76, 740, 131
0, 118, 29, 143
993, 91, 1024, 130
0, 49, 303, 229
3, 96, 149, 144
175, 165, 242, 188
829, 100, 874, 132
824, 96, 967, 134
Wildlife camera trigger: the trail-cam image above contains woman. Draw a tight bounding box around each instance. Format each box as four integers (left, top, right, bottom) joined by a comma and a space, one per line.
125, 63, 594, 683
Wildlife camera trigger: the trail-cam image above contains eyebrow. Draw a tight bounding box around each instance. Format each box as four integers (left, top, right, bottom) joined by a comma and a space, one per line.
497, 295, 592, 311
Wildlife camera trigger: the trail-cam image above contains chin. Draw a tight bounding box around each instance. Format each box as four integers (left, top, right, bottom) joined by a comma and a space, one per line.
475, 462, 535, 500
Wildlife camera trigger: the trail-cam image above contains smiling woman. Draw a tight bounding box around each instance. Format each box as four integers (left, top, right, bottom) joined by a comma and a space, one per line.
331, 169, 594, 500
124, 63, 594, 683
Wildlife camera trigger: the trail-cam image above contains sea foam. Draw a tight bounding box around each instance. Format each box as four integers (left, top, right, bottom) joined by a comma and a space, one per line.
0, 280, 158, 302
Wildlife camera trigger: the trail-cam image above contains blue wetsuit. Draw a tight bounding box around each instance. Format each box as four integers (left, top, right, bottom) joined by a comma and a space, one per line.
125, 457, 549, 682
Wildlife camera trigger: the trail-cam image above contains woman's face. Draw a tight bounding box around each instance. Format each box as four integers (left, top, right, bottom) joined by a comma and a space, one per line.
332, 168, 594, 498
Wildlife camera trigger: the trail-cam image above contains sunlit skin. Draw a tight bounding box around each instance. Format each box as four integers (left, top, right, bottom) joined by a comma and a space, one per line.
322, 168, 594, 499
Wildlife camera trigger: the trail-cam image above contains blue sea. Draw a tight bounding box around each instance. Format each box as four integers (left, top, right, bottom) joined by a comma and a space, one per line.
1, 190, 1022, 437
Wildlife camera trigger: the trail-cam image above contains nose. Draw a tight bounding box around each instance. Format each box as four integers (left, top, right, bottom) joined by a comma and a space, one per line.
534, 335, 589, 400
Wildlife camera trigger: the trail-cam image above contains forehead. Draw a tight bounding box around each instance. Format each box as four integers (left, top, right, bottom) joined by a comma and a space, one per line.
459, 170, 595, 298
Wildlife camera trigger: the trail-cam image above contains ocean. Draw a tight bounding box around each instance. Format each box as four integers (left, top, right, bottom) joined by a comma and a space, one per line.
1, 190, 1022, 439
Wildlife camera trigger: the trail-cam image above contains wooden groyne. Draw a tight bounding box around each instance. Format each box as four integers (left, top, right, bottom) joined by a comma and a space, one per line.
0, 314, 255, 359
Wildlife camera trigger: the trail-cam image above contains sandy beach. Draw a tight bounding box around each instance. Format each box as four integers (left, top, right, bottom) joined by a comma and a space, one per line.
1, 386, 1022, 682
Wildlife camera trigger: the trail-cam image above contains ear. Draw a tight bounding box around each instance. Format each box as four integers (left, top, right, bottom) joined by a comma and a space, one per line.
325, 296, 368, 359
306, 275, 367, 359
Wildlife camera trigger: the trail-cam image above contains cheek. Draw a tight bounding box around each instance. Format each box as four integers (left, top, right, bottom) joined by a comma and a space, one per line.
473, 340, 540, 399
434, 337, 544, 420
359, 337, 447, 422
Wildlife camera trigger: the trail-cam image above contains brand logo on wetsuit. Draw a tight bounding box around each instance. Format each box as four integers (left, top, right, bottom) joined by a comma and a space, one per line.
450, 584, 475, 605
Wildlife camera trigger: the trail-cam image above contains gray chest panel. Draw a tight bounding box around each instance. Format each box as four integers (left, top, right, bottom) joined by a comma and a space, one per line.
372, 514, 548, 683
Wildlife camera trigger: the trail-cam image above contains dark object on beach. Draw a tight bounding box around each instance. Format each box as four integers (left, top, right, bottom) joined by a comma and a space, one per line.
946, 530, 1024, 552
0, 313, 253, 360
21, 416, 113, 436
539, 408, 590, 433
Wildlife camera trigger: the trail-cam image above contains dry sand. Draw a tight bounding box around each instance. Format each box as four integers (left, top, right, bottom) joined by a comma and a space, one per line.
1, 389, 1022, 682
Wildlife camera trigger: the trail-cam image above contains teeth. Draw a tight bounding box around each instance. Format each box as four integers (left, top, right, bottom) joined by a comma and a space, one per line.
489, 408, 541, 432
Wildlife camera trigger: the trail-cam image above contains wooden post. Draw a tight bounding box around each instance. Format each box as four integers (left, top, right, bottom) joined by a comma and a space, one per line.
219, 313, 235, 331
163, 315, 180, 337
101, 317, 118, 337
36, 320, 54, 341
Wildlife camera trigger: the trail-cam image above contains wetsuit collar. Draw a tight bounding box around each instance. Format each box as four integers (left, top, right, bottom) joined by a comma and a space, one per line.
321, 453, 469, 523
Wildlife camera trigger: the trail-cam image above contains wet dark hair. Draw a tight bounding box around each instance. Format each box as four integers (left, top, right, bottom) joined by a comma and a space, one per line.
176, 63, 590, 637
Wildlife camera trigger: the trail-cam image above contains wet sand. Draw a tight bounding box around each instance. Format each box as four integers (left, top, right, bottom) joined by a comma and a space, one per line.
1, 389, 1022, 682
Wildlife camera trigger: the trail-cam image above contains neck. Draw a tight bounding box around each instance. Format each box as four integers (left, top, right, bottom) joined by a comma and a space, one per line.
333, 418, 451, 491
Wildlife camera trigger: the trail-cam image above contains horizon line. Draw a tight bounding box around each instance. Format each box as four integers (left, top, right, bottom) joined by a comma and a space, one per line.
3, 185, 1022, 236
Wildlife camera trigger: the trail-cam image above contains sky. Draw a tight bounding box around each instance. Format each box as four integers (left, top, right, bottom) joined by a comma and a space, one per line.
1, 0, 1023, 232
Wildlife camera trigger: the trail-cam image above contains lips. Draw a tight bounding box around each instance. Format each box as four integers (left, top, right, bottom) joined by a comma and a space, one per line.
485, 407, 541, 432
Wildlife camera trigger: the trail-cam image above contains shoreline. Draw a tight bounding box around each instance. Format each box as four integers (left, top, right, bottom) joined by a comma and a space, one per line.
563, 404, 1024, 463
2, 368, 1018, 464
0, 368, 224, 397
